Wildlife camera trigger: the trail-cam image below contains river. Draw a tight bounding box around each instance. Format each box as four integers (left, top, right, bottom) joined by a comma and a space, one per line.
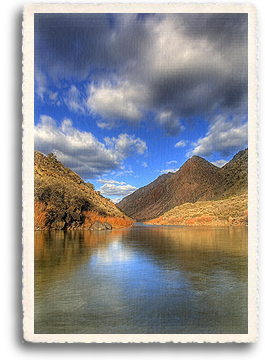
34, 225, 248, 334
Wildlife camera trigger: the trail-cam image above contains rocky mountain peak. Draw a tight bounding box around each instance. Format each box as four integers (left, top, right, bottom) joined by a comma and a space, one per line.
117, 149, 248, 221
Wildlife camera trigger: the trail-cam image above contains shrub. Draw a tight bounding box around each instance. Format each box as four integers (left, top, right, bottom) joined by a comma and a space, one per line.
83, 210, 133, 229
34, 201, 48, 229
86, 182, 95, 191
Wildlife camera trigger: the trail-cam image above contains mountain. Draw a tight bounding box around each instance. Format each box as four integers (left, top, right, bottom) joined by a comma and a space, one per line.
34, 151, 133, 230
115, 172, 173, 221
146, 192, 248, 227
117, 149, 248, 221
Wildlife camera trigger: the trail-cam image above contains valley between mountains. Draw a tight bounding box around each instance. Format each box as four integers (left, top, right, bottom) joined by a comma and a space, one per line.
34, 148, 248, 230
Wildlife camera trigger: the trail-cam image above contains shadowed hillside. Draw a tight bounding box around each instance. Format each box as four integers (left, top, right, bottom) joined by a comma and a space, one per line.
34, 151, 133, 230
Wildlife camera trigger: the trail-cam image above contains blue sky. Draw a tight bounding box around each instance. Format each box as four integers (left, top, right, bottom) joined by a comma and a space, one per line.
34, 13, 248, 202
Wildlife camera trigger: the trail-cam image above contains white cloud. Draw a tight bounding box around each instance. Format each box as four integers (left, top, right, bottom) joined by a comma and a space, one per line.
155, 111, 184, 136
112, 197, 122, 204
166, 160, 178, 165
63, 85, 86, 114
190, 114, 248, 157
96, 178, 138, 200
211, 159, 228, 168
104, 133, 147, 158
113, 166, 134, 178
34, 115, 147, 179
97, 179, 126, 185
35, 70, 59, 104
96, 120, 116, 130
35, 70, 47, 101
99, 182, 138, 197
49, 92, 58, 102
156, 168, 179, 175
146, 16, 230, 78
174, 140, 187, 148
87, 81, 149, 124
142, 161, 148, 168
35, 14, 247, 136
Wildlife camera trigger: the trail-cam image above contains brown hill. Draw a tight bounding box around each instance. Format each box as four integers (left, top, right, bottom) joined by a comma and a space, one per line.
116, 172, 173, 221
214, 149, 248, 198
34, 151, 133, 230
117, 149, 248, 221
146, 193, 248, 227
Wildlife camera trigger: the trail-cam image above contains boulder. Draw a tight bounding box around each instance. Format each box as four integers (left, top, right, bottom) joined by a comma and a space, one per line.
65, 213, 72, 224
51, 219, 65, 230
57, 211, 66, 219
103, 222, 112, 230
70, 211, 80, 221
90, 220, 107, 230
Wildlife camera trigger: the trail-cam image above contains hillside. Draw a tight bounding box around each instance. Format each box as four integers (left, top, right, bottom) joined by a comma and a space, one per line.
116, 172, 173, 221
117, 149, 248, 221
34, 151, 133, 230
146, 193, 248, 227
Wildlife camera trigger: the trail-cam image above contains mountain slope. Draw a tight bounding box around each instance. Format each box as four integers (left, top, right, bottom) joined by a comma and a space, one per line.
146, 193, 248, 227
34, 151, 133, 230
116, 172, 173, 221
117, 149, 248, 221
214, 148, 248, 198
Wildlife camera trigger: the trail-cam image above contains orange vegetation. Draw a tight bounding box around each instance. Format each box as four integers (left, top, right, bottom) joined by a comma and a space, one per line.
82, 210, 134, 229
146, 193, 248, 227
34, 204, 133, 230
34, 151, 134, 230
34, 201, 48, 229
150, 215, 214, 226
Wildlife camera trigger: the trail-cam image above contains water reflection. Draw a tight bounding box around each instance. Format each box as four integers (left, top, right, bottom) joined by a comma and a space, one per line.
34, 226, 248, 334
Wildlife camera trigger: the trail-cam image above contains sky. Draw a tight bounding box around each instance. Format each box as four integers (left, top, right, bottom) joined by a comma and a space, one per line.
34, 13, 248, 203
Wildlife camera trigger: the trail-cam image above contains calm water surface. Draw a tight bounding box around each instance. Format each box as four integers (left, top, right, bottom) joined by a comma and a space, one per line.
34, 225, 248, 334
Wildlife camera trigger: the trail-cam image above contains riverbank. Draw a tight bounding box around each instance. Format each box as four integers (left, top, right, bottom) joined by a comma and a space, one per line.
145, 192, 248, 227
34, 151, 133, 230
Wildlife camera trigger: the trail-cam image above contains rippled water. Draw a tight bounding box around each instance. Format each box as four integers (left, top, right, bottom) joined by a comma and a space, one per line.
34, 225, 248, 334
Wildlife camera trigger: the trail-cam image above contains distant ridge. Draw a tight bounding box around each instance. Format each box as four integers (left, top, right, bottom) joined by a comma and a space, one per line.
117, 149, 248, 221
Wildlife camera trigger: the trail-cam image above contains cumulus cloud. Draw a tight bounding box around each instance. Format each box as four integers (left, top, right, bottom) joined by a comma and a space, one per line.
99, 182, 138, 197
146, 16, 227, 77
87, 81, 148, 123
174, 140, 187, 148
211, 159, 228, 168
144, 14, 247, 119
35, 13, 248, 142
97, 179, 126, 185
190, 114, 248, 157
34, 115, 147, 179
104, 133, 147, 157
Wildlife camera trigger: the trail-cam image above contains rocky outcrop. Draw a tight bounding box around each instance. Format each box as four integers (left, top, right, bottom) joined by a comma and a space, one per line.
90, 221, 112, 230
103, 222, 112, 230
34, 151, 133, 230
